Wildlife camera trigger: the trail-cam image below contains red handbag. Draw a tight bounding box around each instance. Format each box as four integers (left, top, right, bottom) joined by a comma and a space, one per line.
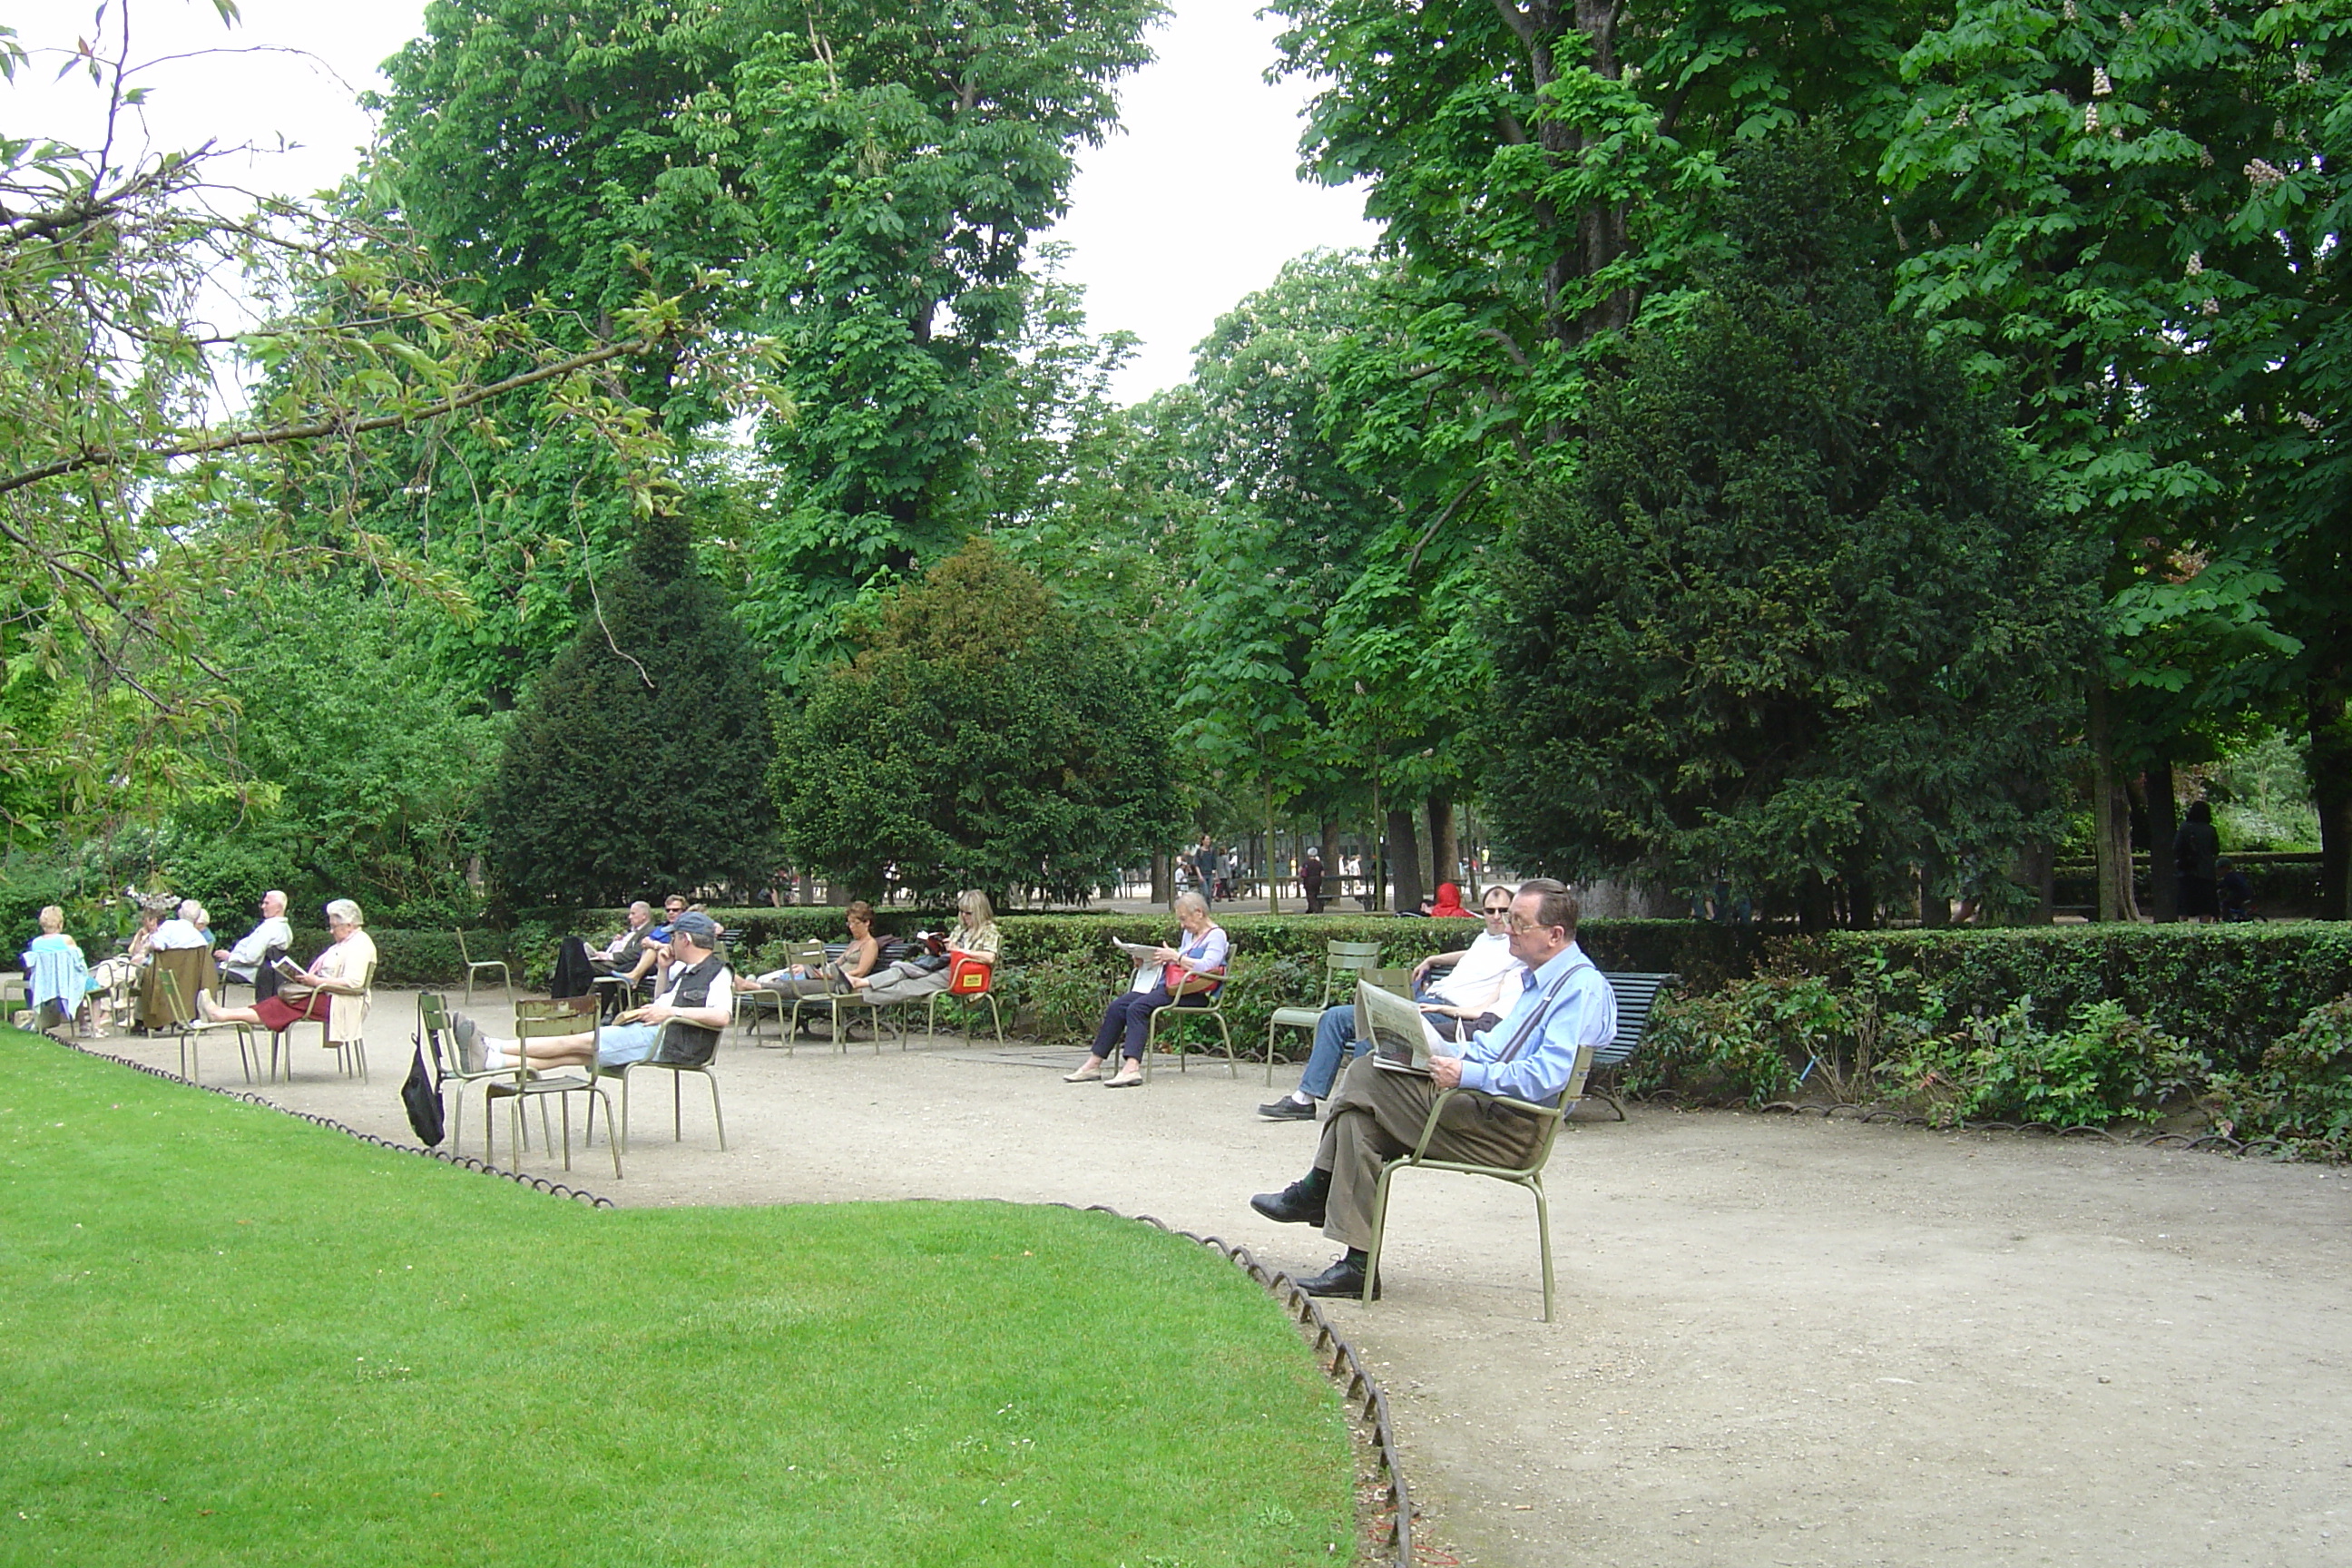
947, 955, 993, 995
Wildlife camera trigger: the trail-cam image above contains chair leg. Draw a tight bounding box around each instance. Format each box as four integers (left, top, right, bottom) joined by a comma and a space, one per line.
600, 1088, 623, 1179
1266, 1023, 1280, 1085
557, 1096, 574, 1171
1530, 1176, 1554, 1324
1364, 1161, 1399, 1306
1218, 1014, 1238, 1078
703, 1071, 727, 1151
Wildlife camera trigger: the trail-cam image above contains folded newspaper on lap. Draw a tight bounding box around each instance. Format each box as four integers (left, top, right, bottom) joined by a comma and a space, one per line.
1359, 980, 1446, 1075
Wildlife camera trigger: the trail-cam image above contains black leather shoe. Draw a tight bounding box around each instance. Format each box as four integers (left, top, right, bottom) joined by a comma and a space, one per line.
1295, 1255, 1380, 1300
1258, 1096, 1317, 1121
1250, 1180, 1328, 1227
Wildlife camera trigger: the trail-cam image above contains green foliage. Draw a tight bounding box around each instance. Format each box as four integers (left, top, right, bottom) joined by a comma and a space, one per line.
1628, 979, 1812, 1106
1914, 997, 2206, 1128
1486, 130, 2101, 926
1785, 925, 2352, 1077
770, 540, 1173, 904
483, 515, 776, 908
2208, 995, 2352, 1159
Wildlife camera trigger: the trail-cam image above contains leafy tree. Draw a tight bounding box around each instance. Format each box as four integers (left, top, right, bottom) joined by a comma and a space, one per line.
1486, 132, 2102, 928
1877, 0, 2348, 916
483, 516, 776, 908
381, 0, 1163, 688
159, 582, 506, 926
770, 538, 1172, 903
0, 6, 734, 839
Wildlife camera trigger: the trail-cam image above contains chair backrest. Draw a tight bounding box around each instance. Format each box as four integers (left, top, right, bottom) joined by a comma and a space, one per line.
148, 947, 216, 1028
516, 995, 595, 1027
453, 928, 474, 965
791, 939, 828, 971
1598, 972, 1680, 1068
1319, 940, 1384, 1004
417, 992, 451, 1072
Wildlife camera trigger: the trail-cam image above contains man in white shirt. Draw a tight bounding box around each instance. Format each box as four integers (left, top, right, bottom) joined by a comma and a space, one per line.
214, 890, 293, 985
151, 899, 210, 951
1259, 885, 1526, 1120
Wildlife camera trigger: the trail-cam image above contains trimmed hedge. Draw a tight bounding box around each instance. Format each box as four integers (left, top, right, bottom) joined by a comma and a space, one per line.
1779, 924, 2352, 1076
281, 927, 525, 990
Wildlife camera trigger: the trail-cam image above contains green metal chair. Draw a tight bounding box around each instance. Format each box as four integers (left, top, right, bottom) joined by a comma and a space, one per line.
586, 1021, 726, 1155
485, 1008, 621, 1181
454, 928, 509, 1008
743, 940, 828, 1049
417, 993, 511, 1161
1263, 939, 1384, 1084
1141, 967, 1237, 1081
1361, 1043, 1597, 1323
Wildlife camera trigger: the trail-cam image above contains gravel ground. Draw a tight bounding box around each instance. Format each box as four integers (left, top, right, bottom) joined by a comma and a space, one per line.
81, 990, 2352, 1567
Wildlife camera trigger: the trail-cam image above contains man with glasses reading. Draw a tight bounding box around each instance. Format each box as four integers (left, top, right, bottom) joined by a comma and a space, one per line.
1258, 884, 1526, 1121
1250, 878, 1616, 1298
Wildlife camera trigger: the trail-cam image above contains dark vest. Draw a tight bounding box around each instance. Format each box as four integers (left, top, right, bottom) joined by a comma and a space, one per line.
657, 952, 728, 1065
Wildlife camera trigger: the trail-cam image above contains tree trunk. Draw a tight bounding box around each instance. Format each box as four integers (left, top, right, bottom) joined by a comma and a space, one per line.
2088, 683, 2140, 923
1796, 869, 1833, 934
1387, 807, 1425, 915
1150, 850, 1169, 906
2143, 755, 2180, 923
2313, 678, 2352, 920
1426, 791, 1457, 893
1919, 862, 1951, 927
2014, 841, 2056, 926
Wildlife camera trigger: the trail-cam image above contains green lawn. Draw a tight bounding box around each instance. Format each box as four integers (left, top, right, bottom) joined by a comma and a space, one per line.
0, 1028, 1352, 1564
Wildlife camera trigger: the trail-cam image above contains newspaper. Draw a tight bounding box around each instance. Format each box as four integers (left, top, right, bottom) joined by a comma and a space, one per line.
1110, 938, 1162, 964
1357, 979, 1446, 1075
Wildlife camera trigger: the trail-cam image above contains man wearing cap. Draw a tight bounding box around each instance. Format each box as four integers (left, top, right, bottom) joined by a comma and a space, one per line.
451, 912, 732, 1072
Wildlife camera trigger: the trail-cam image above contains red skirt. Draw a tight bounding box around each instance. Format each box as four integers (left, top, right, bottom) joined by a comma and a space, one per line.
256, 989, 334, 1034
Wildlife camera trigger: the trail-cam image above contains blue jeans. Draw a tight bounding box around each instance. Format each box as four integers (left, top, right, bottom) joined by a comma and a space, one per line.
1298, 1004, 1368, 1099
1091, 983, 1208, 1061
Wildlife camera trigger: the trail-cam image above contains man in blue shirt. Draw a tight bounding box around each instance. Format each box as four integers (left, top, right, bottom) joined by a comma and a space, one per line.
1250, 878, 1617, 1298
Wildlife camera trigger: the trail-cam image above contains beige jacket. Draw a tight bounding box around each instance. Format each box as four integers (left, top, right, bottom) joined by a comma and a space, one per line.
309, 929, 378, 1044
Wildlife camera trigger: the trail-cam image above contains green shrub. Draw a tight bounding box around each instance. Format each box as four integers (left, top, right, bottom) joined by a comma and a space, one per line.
1628, 980, 1809, 1105
1891, 997, 2206, 1128
1784, 926, 2352, 1076
2206, 995, 2352, 1158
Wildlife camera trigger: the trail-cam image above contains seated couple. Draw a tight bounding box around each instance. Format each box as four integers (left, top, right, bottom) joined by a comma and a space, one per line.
197, 899, 377, 1038
1259, 883, 1525, 1121
594, 895, 726, 995
759, 891, 1000, 1009
1250, 879, 1619, 1298
1063, 891, 1227, 1089
449, 912, 730, 1073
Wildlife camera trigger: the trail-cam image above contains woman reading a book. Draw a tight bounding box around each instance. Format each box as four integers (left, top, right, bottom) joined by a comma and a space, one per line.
754, 900, 885, 999
1063, 891, 1228, 1089
198, 898, 377, 1035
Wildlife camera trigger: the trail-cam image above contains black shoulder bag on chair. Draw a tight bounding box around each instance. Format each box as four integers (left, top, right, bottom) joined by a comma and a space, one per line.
401, 1033, 446, 1147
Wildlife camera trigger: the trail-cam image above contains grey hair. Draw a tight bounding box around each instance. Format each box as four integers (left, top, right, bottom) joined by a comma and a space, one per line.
1514, 877, 1579, 939
178, 897, 202, 922
324, 898, 365, 927
1172, 890, 1209, 918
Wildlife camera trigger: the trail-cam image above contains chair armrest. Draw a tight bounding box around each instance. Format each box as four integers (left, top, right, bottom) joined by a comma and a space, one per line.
1406, 1086, 1567, 1161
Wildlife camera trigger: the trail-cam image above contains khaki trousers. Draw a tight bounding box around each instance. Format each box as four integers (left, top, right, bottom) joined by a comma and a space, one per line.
1313, 1054, 1546, 1251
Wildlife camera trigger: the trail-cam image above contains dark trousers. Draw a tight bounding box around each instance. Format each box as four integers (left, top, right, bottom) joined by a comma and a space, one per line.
1090, 984, 1206, 1061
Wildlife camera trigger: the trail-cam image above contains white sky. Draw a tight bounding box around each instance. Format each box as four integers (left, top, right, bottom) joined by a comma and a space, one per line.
6, 0, 1377, 404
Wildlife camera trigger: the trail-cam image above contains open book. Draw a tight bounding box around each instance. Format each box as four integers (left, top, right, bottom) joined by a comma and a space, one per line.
1358, 979, 1446, 1076
271, 956, 311, 985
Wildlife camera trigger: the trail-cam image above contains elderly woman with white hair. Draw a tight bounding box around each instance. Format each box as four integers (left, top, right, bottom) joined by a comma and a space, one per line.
198, 898, 377, 1038
1064, 890, 1228, 1089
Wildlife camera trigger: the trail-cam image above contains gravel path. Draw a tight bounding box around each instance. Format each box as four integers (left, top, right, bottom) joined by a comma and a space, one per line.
88, 991, 2352, 1566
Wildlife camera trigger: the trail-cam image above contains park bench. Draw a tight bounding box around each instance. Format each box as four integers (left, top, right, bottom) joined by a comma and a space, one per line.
1580, 971, 1679, 1121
